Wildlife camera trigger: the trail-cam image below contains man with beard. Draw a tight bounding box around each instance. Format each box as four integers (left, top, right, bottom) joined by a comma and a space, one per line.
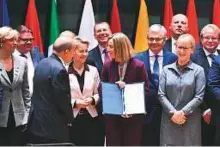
164, 14, 189, 54
14, 25, 44, 97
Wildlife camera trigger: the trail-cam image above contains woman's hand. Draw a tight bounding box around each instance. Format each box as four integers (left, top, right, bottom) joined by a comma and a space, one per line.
121, 114, 132, 118
115, 81, 126, 89
75, 99, 90, 108
171, 110, 186, 125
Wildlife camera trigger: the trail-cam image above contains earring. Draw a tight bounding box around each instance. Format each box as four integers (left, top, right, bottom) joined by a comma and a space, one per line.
0, 43, 3, 48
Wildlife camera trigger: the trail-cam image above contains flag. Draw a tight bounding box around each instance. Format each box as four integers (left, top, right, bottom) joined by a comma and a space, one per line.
186, 0, 199, 43
78, 0, 98, 50
48, 0, 59, 56
110, 0, 121, 33
0, 0, 10, 26
163, 0, 173, 39
213, 0, 220, 28
25, 0, 44, 53
134, 0, 149, 53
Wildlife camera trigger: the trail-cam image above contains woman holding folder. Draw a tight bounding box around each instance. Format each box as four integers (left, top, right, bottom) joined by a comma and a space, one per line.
101, 32, 149, 146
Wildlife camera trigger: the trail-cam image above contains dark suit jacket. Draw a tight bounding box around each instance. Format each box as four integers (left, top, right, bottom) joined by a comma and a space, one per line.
0, 68, 3, 105
101, 58, 150, 110
191, 48, 220, 112
30, 46, 45, 68
134, 50, 177, 123
208, 56, 220, 110
164, 38, 172, 52
87, 46, 103, 75
28, 54, 73, 142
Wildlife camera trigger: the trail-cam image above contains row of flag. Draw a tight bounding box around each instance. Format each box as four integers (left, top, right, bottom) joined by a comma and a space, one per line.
1, 0, 220, 55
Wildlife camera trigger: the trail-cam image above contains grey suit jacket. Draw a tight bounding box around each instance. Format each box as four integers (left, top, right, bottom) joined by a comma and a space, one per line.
0, 55, 30, 127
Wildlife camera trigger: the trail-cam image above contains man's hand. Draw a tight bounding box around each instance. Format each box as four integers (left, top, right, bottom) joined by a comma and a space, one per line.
203, 109, 211, 124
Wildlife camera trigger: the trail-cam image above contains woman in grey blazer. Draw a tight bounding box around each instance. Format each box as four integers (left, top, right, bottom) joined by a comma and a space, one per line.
158, 34, 206, 146
0, 26, 30, 145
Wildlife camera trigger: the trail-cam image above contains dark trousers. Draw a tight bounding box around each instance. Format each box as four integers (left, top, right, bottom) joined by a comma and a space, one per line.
105, 114, 144, 146
70, 112, 104, 146
201, 119, 215, 146
0, 104, 26, 146
141, 107, 161, 146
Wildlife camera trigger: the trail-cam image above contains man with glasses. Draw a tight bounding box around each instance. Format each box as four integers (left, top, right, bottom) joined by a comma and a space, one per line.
191, 24, 220, 146
14, 25, 44, 97
135, 24, 177, 146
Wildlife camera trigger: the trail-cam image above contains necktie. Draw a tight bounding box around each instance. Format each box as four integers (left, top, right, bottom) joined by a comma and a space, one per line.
20, 53, 27, 59
153, 55, 159, 87
103, 49, 110, 62
209, 54, 215, 66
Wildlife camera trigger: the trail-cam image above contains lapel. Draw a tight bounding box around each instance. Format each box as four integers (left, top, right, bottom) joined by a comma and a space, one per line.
199, 49, 210, 70
1, 68, 11, 87
12, 55, 20, 88
163, 50, 170, 66
30, 48, 38, 67
94, 46, 103, 69
143, 51, 151, 73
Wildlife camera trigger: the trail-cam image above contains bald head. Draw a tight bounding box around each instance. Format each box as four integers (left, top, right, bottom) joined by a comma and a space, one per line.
170, 14, 189, 39
59, 30, 76, 39
53, 36, 74, 53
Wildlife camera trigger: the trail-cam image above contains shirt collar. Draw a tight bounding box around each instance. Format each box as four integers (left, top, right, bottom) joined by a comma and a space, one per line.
149, 49, 163, 57
168, 60, 194, 72
58, 57, 71, 67
99, 45, 106, 54
68, 62, 89, 75
203, 48, 218, 56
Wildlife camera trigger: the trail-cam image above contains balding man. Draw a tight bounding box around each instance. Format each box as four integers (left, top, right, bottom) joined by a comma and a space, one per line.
164, 14, 189, 54
27, 37, 75, 144
48, 30, 76, 57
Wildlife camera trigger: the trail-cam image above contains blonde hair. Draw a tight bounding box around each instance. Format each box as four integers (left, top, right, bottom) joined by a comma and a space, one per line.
176, 34, 196, 52
200, 24, 220, 38
109, 32, 134, 63
0, 26, 18, 43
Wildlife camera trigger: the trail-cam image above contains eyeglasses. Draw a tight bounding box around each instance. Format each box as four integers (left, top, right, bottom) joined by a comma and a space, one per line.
19, 37, 34, 42
176, 45, 193, 50
148, 37, 165, 42
202, 36, 219, 41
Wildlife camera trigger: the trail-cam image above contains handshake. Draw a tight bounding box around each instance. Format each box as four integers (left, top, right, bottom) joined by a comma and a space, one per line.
170, 110, 186, 125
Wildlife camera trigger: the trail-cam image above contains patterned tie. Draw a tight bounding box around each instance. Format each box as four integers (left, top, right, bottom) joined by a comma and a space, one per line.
103, 49, 110, 62
153, 55, 159, 87
209, 54, 215, 66
20, 53, 27, 59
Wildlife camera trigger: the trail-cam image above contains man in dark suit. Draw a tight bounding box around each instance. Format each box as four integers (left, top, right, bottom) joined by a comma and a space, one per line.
87, 21, 112, 75
163, 14, 189, 54
191, 24, 220, 146
208, 55, 220, 145
14, 25, 44, 96
135, 24, 177, 146
27, 36, 75, 144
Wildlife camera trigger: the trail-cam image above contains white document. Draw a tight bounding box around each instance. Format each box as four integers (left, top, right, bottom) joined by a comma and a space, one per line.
123, 83, 146, 114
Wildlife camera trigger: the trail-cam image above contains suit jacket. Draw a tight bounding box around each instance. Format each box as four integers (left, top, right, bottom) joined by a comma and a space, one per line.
28, 54, 73, 142
208, 55, 220, 112
134, 50, 177, 123
191, 48, 220, 112
101, 58, 150, 112
0, 55, 31, 127
87, 46, 103, 75
69, 64, 100, 118
0, 68, 3, 104
30, 46, 45, 68
163, 38, 172, 52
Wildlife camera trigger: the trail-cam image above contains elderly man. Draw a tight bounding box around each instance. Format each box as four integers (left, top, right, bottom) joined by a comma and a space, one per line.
191, 24, 220, 146
27, 36, 76, 144
135, 24, 177, 146
164, 14, 189, 54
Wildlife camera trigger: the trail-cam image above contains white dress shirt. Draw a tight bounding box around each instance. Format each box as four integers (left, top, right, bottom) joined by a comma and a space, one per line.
149, 49, 163, 75
203, 48, 218, 66
171, 37, 177, 55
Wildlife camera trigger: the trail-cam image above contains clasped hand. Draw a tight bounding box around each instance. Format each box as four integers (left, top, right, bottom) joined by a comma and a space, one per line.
75, 97, 93, 108
170, 110, 186, 125
115, 81, 125, 89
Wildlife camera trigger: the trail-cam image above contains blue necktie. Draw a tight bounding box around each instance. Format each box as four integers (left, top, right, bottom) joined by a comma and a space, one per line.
153, 55, 159, 87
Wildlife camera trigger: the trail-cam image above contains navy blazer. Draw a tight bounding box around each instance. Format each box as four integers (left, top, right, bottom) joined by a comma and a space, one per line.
135, 49, 177, 123
0, 67, 3, 105
30, 46, 45, 68
208, 55, 220, 113
28, 54, 73, 142
191, 48, 220, 112
163, 38, 172, 52
87, 46, 103, 75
